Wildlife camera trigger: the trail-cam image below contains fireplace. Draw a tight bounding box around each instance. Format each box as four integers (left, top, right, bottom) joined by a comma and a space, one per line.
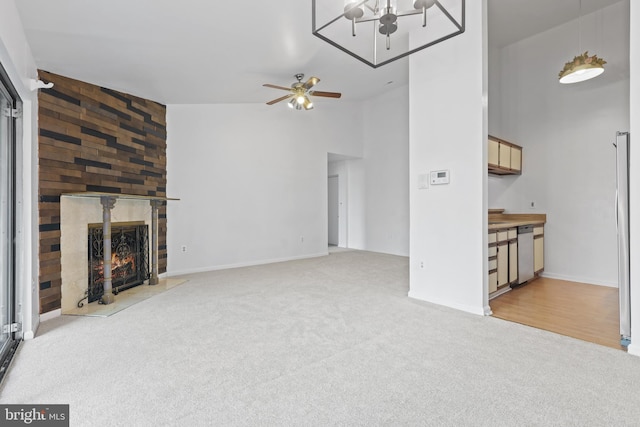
60, 194, 174, 314
87, 222, 149, 304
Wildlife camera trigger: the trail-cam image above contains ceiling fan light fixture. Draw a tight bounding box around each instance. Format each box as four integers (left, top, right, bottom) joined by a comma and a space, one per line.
263, 73, 341, 110
303, 97, 314, 110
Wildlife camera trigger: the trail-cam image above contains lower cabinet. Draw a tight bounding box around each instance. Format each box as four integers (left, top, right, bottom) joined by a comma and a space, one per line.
488, 231, 498, 293
488, 227, 518, 296
509, 239, 518, 283
497, 241, 509, 288
534, 226, 544, 274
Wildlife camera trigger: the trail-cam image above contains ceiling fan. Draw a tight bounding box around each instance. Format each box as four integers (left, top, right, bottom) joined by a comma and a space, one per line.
263, 73, 342, 110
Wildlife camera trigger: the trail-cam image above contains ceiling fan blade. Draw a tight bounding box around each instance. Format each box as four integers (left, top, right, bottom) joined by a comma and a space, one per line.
303, 77, 320, 90
266, 94, 293, 105
309, 90, 342, 99
263, 84, 292, 91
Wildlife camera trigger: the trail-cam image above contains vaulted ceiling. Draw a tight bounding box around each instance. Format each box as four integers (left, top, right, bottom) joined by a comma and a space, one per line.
15, 0, 624, 105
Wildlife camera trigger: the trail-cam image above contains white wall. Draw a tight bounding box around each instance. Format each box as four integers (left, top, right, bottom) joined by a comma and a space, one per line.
408, 0, 488, 315
362, 85, 410, 257
627, 0, 640, 357
489, 1, 629, 287
166, 103, 363, 275
0, 0, 38, 339
327, 158, 365, 249
487, 44, 502, 136
325, 84, 410, 256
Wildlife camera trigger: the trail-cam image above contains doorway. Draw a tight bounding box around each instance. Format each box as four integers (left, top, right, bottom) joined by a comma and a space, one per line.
328, 175, 339, 246
0, 62, 20, 382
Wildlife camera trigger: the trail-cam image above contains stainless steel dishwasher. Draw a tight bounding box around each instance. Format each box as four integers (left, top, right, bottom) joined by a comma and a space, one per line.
517, 225, 534, 285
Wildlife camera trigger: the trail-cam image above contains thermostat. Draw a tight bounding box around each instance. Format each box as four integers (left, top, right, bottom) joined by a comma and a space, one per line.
430, 170, 450, 185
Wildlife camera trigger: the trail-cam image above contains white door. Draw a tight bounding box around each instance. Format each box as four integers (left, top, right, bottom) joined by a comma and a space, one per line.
328, 176, 339, 246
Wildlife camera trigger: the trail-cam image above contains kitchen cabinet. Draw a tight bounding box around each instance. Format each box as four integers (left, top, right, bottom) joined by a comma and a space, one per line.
488, 135, 522, 176
489, 227, 518, 296
488, 231, 498, 293
509, 236, 518, 283
534, 225, 544, 274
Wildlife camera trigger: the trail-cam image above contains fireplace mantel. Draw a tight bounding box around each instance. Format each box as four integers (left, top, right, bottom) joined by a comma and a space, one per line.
63, 192, 179, 202
62, 192, 179, 306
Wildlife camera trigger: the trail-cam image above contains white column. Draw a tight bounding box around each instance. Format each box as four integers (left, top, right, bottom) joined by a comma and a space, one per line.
407, 0, 488, 315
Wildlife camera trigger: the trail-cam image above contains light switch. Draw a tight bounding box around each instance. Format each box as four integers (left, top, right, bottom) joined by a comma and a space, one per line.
418, 174, 429, 189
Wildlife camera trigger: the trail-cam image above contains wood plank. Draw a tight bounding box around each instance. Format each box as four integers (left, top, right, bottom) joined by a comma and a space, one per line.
490, 277, 623, 350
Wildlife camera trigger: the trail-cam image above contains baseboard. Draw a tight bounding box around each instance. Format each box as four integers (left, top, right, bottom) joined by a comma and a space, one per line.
541, 272, 617, 288
627, 343, 640, 358
39, 308, 61, 322
167, 252, 329, 277
407, 291, 486, 316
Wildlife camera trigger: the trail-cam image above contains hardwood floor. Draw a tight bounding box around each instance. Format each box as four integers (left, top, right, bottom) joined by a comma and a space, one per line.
490, 277, 624, 350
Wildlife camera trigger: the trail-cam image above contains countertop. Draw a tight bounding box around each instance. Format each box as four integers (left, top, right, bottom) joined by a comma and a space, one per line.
488, 212, 546, 230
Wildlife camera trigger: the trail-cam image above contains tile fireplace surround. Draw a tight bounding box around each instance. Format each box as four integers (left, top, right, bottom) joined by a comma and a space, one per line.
60, 195, 163, 313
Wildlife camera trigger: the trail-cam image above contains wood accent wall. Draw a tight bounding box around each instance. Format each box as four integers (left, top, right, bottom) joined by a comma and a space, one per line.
37, 70, 168, 314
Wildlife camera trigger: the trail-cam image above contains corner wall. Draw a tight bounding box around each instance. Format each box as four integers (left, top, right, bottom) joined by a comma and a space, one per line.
362, 85, 410, 257
165, 103, 363, 275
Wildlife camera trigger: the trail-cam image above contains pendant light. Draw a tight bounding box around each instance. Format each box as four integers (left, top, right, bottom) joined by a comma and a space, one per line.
313, 0, 465, 68
559, 0, 606, 84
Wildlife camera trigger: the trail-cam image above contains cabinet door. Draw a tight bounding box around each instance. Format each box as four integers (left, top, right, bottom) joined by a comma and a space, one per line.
488, 272, 498, 293
499, 142, 511, 169
497, 243, 509, 287
510, 146, 522, 172
534, 236, 544, 273
509, 240, 518, 283
488, 138, 500, 166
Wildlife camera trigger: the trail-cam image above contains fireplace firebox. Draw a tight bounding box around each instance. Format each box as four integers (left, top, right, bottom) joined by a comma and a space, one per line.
87, 222, 149, 304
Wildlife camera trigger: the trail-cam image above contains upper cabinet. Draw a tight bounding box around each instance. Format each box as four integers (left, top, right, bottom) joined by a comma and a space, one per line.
488, 135, 522, 175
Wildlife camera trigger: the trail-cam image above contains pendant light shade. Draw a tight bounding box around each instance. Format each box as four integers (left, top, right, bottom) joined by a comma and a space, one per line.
559, 51, 606, 84
558, 0, 606, 84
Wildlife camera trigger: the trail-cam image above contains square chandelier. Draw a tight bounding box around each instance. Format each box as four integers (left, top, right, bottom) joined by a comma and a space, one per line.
312, 0, 465, 68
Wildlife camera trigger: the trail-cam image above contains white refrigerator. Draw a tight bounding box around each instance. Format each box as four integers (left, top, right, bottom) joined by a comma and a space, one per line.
615, 131, 631, 346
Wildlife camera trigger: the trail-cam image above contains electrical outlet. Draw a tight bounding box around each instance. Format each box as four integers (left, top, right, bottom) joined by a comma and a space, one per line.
300, 236, 304, 243
181, 245, 187, 252
530, 201, 536, 209
420, 261, 424, 269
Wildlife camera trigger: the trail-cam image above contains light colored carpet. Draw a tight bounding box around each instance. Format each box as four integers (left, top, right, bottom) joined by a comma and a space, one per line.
2, 250, 640, 426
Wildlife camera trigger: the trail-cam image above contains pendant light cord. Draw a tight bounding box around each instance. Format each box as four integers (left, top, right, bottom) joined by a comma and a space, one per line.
578, 0, 582, 52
